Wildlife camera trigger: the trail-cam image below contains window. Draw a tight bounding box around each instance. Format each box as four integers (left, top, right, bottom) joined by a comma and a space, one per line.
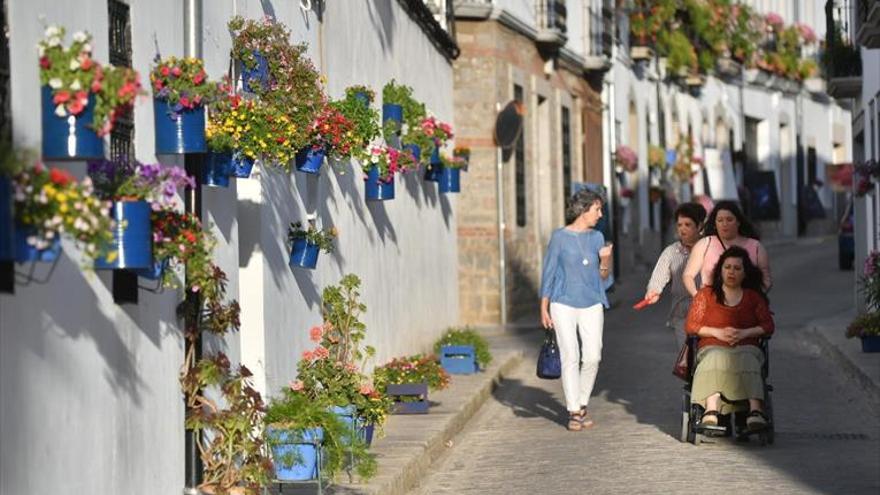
108, 0, 134, 161
514, 84, 526, 228
561, 105, 571, 196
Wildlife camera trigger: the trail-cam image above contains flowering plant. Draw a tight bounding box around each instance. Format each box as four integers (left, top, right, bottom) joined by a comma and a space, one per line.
332, 87, 380, 161
12, 163, 114, 260
206, 95, 298, 167
648, 145, 666, 170
615, 145, 638, 173
38, 25, 141, 136
228, 15, 289, 82
454, 146, 471, 158
364, 145, 416, 182
287, 222, 337, 253
859, 251, 880, 311
401, 125, 436, 164
373, 354, 450, 391
846, 312, 880, 338
434, 327, 493, 369
855, 161, 880, 197
421, 116, 454, 148
150, 56, 222, 110
305, 103, 357, 160
439, 152, 467, 170
87, 159, 193, 208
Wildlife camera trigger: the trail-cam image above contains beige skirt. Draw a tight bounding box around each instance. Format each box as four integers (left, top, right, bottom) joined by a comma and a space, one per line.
691, 345, 764, 414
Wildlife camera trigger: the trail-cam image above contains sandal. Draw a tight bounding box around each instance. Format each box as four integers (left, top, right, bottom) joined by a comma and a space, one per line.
746, 410, 768, 431
699, 410, 719, 427
567, 412, 584, 431
579, 406, 595, 429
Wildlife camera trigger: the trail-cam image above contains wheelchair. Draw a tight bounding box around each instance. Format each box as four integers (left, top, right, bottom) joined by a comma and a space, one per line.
679, 336, 775, 446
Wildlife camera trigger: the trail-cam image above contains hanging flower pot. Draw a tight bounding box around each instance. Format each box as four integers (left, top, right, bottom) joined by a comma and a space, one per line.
240, 51, 270, 93
94, 200, 152, 270
294, 147, 325, 175
41, 86, 103, 161
133, 258, 167, 280
0, 175, 13, 261
14, 225, 61, 263
424, 147, 441, 182
382, 103, 403, 136
364, 166, 395, 201
231, 153, 256, 178
861, 335, 880, 353
154, 99, 206, 154
267, 427, 323, 481
404, 144, 421, 163
289, 239, 320, 270
359, 421, 375, 447
438, 166, 461, 194
203, 152, 233, 188
354, 91, 371, 108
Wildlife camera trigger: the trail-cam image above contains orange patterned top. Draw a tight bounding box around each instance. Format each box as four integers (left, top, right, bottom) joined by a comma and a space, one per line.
685, 287, 775, 350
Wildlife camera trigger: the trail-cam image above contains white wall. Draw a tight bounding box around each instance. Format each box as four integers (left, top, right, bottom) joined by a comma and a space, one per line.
1, 0, 458, 493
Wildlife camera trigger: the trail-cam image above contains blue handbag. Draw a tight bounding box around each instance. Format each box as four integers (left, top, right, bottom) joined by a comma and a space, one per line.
536, 333, 561, 379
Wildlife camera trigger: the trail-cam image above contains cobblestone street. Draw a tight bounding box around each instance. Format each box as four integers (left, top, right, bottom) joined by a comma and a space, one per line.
411, 237, 880, 494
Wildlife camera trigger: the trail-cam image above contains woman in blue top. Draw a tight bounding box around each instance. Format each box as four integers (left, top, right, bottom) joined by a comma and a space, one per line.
540, 188, 613, 431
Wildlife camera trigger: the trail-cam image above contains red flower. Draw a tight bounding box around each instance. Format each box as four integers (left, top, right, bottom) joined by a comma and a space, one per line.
67, 98, 85, 115
179, 96, 191, 108
52, 90, 71, 104
80, 57, 93, 71
193, 71, 205, 85
91, 80, 103, 93
49, 168, 73, 187
160, 66, 170, 77
39, 57, 51, 69
171, 66, 182, 77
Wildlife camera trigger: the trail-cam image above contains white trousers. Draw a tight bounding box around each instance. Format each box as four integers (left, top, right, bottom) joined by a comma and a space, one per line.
550, 302, 604, 412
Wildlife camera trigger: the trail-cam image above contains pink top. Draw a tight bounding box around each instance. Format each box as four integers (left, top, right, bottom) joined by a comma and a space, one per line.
698, 236, 770, 289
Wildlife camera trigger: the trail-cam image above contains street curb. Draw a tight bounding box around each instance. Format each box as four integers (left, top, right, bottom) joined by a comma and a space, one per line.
806, 324, 880, 407
336, 347, 524, 495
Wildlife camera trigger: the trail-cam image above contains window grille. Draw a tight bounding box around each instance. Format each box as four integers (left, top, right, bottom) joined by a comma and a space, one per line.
514, 84, 527, 228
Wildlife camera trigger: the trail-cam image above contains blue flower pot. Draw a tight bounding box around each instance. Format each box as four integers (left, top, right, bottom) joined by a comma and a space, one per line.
330, 405, 360, 446
0, 175, 13, 261
14, 226, 61, 263
289, 239, 320, 270
440, 345, 478, 374
424, 148, 441, 182
240, 51, 270, 93
268, 427, 323, 481
204, 152, 233, 188
133, 258, 167, 280
94, 200, 153, 270
295, 147, 325, 174
231, 153, 255, 178
438, 167, 461, 193
404, 144, 421, 163
154, 99, 206, 154
360, 422, 375, 447
354, 91, 371, 108
364, 167, 395, 201
382, 103, 403, 136
41, 86, 103, 161
861, 335, 880, 353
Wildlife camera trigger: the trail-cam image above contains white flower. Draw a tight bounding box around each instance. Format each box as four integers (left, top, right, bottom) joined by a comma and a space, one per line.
69, 59, 80, 71
54, 104, 67, 117
51, 215, 62, 225
45, 230, 56, 239
72, 31, 88, 43
38, 45, 45, 57
82, 43, 92, 54
44, 25, 61, 38
370, 155, 379, 164
48, 78, 63, 89
47, 37, 61, 48
70, 79, 81, 91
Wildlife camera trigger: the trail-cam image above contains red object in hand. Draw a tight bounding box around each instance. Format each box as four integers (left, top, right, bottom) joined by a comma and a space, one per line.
633, 299, 651, 310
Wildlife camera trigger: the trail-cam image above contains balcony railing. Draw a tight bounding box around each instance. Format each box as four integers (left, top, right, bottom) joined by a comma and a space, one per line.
586, 0, 613, 59
825, 0, 863, 97
856, 0, 880, 47
536, 0, 568, 47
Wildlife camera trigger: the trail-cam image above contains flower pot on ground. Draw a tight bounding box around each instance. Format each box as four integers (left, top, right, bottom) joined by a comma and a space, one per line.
151, 57, 220, 154
266, 427, 323, 481
860, 335, 880, 353
846, 312, 880, 353
385, 383, 429, 414
434, 327, 493, 372
287, 222, 336, 270
39, 26, 140, 160
374, 354, 449, 415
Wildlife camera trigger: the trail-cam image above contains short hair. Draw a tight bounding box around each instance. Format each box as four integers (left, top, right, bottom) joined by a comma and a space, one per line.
565, 188, 606, 224
674, 202, 707, 227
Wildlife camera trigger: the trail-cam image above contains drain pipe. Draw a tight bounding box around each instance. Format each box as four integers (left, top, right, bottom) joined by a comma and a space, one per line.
183, 1, 203, 494
496, 103, 508, 326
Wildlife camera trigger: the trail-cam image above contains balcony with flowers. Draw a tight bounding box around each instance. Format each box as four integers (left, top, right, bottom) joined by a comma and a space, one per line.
824, 0, 862, 98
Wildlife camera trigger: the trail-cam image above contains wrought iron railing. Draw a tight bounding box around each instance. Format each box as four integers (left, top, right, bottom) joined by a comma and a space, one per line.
825, 0, 863, 78
536, 0, 567, 34
587, 0, 613, 57
108, 0, 131, 67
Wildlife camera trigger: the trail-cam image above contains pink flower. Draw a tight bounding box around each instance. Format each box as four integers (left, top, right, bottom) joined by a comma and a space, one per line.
302, 350, 315, 361
171, 66, 182, 77
359, 383, 374, 395
313, 346, 329, 360
309, 325, 323, 343
289, 380, 304, 391
160, 66, 170, 77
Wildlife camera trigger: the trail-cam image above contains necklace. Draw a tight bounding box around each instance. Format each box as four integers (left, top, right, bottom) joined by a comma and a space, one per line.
576, 232, 590, 266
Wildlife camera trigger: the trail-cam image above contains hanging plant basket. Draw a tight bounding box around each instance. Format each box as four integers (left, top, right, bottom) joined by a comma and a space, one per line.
203, 152, 234, 188
41, 86, 104, 161
94, 200, 152, 270
14, 226, 62, 263
438, 166, 461, 194
294, 147, 325, 175
154, 99, 206, 154
133, 258, 167, 280
289, 239, 320, 270
424, 147, 441, 182
354, 91, 371, 108
231, 153, 255, 178
404, 144, 421, 163
382, 104, 403, 135
240, 51, 270, 93
0, 176, 13, 261
364, 167, 395, 201
861, 335, 880, 353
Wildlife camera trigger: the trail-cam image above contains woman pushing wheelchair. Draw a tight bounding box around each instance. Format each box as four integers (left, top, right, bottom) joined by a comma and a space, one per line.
685, 245, 774, 432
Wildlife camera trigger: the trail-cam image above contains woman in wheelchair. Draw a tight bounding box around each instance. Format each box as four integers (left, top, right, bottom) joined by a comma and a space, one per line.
685, 246, 774, 433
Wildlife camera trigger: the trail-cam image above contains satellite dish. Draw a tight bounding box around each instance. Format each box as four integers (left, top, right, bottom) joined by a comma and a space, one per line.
494, 100, 525, 150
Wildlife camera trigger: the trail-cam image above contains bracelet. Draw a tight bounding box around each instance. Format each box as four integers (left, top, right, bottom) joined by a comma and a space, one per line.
599, 266, 609, 271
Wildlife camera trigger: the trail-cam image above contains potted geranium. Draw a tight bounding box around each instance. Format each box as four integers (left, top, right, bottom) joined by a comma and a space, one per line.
434, 327, 493, 374
437, 152, 466, 194
11, 162, 114, 263
87, 159, 192, 270
846, 251, 880, 352
295, 102, 357, 175
614, 144, 638, 173
373, 354, 450, 414
151, 56, 222, 154
332, 86, 381, 162
363, 145, 415, 201
38, 25, 140, 160
228, 15, 285, 93
420, 116, 454, 182
287, 221, 337, 270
